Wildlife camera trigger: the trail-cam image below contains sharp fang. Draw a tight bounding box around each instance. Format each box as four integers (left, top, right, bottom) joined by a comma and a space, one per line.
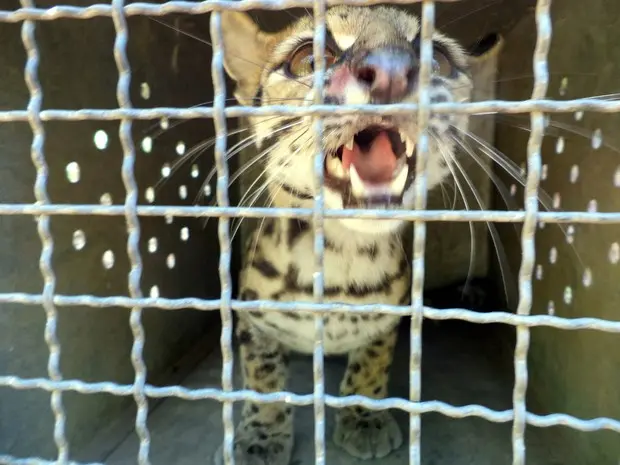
399, 130, 407, 143
327, 156, 346, 179
406, 137, 416, 158
390, 165, 409, 194
349, 165, 365, 197
345, 138, 354, 151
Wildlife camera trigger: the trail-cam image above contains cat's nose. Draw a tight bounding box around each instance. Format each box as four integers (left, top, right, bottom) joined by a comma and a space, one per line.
352, 47, 416, 104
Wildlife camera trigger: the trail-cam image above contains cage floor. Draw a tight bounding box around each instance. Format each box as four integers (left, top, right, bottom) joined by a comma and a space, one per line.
98, 320, 564, 465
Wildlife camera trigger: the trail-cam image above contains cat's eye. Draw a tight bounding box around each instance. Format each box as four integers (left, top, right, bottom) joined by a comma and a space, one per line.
432, 48, 454, 77
286, 42, 336, 77
412, 38, 457, 78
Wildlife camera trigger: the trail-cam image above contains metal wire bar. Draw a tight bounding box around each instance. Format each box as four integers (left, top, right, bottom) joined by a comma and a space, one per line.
2, 99, 620, 122
311, 0, 327, 462
2, 203, 620, 223
19, 0, 70, 462
3, 293, 620, 332
0, 456, 103, 465
111, 1, 152, 463
2, 376, 620, 434
209, 10, 236, 465
511, 1, 551, 463
0, 0, 460, 22
409, 2, 434, 463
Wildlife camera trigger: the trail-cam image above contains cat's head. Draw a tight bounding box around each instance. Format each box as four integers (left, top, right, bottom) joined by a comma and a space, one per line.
221, 6, 482, 236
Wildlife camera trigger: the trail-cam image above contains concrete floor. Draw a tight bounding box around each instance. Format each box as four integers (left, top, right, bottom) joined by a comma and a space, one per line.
100, 320, 565, 465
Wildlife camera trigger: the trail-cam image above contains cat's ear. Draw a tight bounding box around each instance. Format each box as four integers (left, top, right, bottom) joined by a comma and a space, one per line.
467, 33, 504, 67
466, 33, 503, 103
221, 12, 277, 105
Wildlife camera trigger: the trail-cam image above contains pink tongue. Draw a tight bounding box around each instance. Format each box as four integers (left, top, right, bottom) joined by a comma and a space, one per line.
341, 131, 397, 184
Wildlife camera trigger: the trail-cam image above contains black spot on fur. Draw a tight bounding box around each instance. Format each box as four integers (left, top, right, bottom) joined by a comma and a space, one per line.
259, 363, 276, 375
373, 386, 382, 395
366, 349, 379, 358
238, 330, 253, 344
284, 264, 300, 290
350, 362, 361, 374
325, 239, 343, 252
241, 289, 259, 301
263, 218, 276, 236
357, 243, 378, 260
251, 258, 280, 278
247, 445, 263, 455
398, 287, 411, 305
283, 312, 302, 320
276, 412, 286, 424
288, 219, 310, 248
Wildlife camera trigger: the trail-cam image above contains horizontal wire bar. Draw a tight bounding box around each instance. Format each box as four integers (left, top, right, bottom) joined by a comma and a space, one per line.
2, 292, 620, 332
0, 203, 619, 223
0, 0, 497, 22
1, 377, 618, 434
0, 456, 103, 465
0, 100, 620, 122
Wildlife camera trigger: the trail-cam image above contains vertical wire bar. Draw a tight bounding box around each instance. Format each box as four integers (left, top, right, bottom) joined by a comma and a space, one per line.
210, 11, 235, 465
512, 1, 551, 464
409, 2, 435, 464
311, 0, 327, 463
111, 1, 152, 463
19, 1, 70, 462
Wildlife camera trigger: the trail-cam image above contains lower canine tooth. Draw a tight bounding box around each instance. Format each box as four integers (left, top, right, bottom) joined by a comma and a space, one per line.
390, 166, 409, 194
345, 138, 354, 150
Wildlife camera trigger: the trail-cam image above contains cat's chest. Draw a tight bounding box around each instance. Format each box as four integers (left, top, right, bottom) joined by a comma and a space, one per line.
241, 229, 408, 354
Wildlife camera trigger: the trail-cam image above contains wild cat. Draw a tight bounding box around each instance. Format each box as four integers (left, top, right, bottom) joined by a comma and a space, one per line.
215, 5, 499, 465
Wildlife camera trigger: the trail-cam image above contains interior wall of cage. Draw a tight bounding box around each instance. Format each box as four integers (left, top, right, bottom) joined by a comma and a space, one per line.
491, 2, 620, 463
0, 2, 227, 459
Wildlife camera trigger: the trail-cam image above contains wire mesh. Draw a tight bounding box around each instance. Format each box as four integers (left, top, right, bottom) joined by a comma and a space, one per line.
0, 1, 619, 465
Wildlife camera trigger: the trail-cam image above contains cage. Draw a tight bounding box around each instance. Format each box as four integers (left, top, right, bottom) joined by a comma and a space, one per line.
0, 1, 619, 465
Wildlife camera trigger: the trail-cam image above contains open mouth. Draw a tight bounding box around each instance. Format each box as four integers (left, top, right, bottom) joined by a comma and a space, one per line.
324, 125, 417, 207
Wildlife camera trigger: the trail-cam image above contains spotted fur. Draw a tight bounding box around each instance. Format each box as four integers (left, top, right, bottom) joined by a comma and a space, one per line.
218, 6, 478, 464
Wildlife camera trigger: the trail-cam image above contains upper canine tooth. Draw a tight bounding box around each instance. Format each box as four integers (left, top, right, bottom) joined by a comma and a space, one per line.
349, 165, 365, 197
326, 156, 346, 178
399, 130, 407, 143
345, 138, 354, 151
390, 165, 409, 194
406, 137, 416, 158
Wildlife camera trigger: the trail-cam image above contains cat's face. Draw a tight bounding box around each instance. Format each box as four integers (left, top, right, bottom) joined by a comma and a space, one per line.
222, 6, 474, 235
